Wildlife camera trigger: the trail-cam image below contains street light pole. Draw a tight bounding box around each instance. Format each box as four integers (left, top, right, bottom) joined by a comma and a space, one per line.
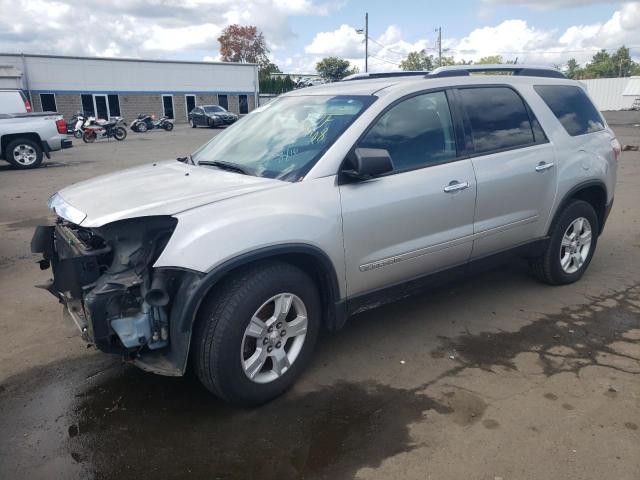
365, 12, 369, 73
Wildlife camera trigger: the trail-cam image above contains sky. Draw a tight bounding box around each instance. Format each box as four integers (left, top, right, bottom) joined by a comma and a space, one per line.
1, 0, 639, 74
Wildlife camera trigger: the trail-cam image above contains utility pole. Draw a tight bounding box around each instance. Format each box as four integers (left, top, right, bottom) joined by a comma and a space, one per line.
436, 27, 442, 67
365, 12, 369, 73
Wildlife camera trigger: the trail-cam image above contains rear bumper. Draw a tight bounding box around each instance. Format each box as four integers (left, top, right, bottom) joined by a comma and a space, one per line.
43, 134, 73, 153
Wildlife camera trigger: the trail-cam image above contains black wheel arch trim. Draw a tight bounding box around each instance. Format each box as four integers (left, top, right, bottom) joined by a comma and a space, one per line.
159, 243, 346, 374
551, 180, 609, 235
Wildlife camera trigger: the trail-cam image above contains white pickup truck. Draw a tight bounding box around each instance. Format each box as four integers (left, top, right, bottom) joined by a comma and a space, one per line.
0, 89, 72, 169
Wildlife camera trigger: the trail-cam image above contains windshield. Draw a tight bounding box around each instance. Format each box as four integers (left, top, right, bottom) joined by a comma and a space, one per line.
192, 95, 374, 181
203, 106, 225, 113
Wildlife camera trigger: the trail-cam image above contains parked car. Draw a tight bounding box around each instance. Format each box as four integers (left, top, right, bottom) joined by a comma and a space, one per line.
33, 65, 619, 406
188, 105, 238, 128
1, 89, 72, 169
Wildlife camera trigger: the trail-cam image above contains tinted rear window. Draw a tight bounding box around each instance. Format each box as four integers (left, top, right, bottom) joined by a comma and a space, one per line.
459, 87, 535, 154
534, 85, 604, 136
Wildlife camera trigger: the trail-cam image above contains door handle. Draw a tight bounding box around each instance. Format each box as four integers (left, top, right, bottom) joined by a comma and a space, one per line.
443, 181, 469, 193
535, 161, 554, 172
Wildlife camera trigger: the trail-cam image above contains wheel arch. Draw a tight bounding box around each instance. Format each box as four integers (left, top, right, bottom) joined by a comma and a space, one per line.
1, 132, 42, 158
162, 243, 347, 375
552, 180, 608, 235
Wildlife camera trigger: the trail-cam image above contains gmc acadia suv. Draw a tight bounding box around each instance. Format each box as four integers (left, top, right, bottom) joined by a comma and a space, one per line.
32, 65, 619, 406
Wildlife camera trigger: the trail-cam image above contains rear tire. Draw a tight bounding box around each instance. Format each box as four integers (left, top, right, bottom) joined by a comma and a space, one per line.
6, 138, 43, 169
192, 261, 320, 407
530, 200, 599, 285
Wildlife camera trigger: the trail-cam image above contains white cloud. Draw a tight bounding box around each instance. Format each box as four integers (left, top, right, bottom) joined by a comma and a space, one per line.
305, 24, 364, 57
482, 0, 619, 9
0, 0, 335, 58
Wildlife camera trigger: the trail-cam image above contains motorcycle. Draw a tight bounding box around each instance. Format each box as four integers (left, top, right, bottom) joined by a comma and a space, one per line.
130, 113, 174, 132
66, 112, 86, 138
82, 117, 128, 143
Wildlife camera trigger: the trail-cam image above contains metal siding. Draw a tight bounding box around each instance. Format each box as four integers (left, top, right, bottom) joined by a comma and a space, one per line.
580, 78, 636, 111
0, 54, 257, 94
622, 77, 640, 96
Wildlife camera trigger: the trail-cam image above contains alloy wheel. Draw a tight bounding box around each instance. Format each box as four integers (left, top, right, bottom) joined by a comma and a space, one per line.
560, 217, 592, 274
12, 144, 37, 166
240, 293, 308, 384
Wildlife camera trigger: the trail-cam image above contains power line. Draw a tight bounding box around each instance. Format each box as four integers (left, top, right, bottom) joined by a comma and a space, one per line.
368, 55, 401, 66
368, 38, 409, 57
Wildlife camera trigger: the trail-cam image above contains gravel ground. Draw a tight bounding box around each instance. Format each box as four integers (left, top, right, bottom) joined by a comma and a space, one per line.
0, 115, 638, 480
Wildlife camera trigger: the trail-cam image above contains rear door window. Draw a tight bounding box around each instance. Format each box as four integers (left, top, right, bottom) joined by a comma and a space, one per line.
534, 85, 604, 136
459, 86, 535, 154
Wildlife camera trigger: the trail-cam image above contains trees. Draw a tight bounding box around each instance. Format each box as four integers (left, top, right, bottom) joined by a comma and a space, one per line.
399, 50, 435, 71
315, 57, 357, 81
564, 46, 640, 79
218, 24, 270, 68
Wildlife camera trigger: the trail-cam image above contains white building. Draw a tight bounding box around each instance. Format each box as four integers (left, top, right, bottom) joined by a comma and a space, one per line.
0, 53, 259, 122
581, 77, 640, 111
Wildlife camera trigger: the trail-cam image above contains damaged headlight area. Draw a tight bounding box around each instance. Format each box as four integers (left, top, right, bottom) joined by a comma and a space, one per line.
31, 216, 180, 358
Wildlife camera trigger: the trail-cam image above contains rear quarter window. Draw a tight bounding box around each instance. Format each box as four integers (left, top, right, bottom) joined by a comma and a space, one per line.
534, 85, 604, 137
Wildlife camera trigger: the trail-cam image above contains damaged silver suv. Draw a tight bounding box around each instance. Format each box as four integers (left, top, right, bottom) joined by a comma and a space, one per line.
33, 65, 619, 406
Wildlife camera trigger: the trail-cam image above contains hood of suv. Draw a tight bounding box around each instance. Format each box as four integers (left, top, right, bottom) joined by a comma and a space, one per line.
53, 160, 284, 227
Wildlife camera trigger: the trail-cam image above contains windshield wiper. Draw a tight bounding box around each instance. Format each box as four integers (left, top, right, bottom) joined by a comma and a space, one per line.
198, 160, 249, 175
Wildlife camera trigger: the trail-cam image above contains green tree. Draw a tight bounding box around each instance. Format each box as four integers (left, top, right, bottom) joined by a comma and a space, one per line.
611, 46, 635, 77
564, 58, 583, 79
476, 55, 504, 64
399, 50, 435, 71
315, 57, 357, 81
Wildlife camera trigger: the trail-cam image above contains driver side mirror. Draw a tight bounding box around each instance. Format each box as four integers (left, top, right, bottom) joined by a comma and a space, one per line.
343, 148, 394, 180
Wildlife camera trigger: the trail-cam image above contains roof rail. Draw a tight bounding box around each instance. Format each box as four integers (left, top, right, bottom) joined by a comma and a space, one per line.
341, 71, 429, 81
427, 64, 566, 79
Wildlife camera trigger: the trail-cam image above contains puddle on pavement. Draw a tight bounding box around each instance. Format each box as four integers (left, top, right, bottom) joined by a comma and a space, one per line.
432, 284, 640, 378
1, 284, 638, 480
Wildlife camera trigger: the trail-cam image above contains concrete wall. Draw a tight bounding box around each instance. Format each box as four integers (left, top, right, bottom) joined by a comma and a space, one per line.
29, 92, 253, 122
0, 53, 259, 122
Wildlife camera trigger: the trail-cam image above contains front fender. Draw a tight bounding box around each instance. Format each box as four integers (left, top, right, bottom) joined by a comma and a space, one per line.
154, 176, 346, 296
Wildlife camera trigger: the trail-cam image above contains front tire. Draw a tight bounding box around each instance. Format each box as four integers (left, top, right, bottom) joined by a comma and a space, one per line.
138, 122, 148, 133
114, 127, 127, 141
163, 122, 174, 131
6, 138, 43, 169
192, 261, 321, 407
190, 119, 196, 128
530, 200, 598, 285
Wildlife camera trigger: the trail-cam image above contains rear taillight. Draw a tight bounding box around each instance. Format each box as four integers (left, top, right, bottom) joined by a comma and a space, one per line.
611, 138, 621, 161
56, 118, 67, 134
24, 98, 32, 112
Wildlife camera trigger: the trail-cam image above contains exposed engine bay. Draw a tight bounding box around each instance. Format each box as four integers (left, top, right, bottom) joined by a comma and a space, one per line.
31, 216, 180, 362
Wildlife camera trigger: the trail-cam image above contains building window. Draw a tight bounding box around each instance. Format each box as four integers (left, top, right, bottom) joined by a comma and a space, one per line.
185, 94, 196, 119
108, 94, 121, 117
81, 94, 95, 116
239, 95, 248, 114
162, 95, 174, 119
218, 94, 228, 110
40, 93, 57, 112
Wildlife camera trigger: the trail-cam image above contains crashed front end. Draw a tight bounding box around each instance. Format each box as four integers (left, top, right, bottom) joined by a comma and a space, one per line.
32, 195, 188, 374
